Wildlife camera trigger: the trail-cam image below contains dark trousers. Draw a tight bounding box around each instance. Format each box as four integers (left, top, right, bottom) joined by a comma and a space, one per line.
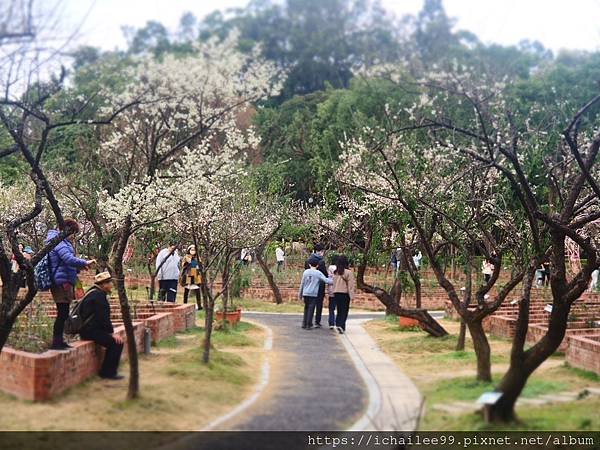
334, 293, 351, 331
328, 295, 337, 326
52, 303, 70, 343
183, 288, 202, 308
158, 279, 178, 302
82, 330, 124, 378
314, 295, 324, 325
277, 261, 283, 272
302, 296, 317, 328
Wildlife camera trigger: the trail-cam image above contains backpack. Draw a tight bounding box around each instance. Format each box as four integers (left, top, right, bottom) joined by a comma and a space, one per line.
34, 254, 54, 291
64, 288, 97, 335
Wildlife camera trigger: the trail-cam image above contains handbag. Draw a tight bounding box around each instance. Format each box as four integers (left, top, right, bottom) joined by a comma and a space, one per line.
74, 277, 85, 300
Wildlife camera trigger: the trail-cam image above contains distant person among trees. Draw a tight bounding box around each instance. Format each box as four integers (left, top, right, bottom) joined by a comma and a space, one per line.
412, 250, 422, 270
327, 255, 339, 330
542, 262, 551, 287
299, 256, 333, 330
79, 272, 124, 380
590, 269, 599, 292
332, 255, 356, 334
481, 258, 494, 283
47, 218, 96, 350
275, 245, 285, 272
240, 248, 252, 265
304, 243, 328, 328
11, 244, 34, 289
156, 242, 181, 302
179, 245, 203, 309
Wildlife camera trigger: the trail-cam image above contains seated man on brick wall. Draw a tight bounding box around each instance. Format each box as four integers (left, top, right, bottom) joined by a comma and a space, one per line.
79, 272, 125, 380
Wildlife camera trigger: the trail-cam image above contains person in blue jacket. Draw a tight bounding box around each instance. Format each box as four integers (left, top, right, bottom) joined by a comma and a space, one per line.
47, 218, 96, 350
299, 256, 333, 330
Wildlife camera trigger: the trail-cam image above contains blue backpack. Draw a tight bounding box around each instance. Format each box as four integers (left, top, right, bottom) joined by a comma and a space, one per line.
34, 253, 55, 291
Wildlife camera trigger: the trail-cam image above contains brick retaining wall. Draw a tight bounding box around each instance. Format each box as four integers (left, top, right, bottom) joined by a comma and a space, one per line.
0, 303, 196, 401
0, 322, 145, 401
566, 334, 600, 375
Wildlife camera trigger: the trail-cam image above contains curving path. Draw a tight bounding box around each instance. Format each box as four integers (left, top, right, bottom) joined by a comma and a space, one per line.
213, 312, 374, 431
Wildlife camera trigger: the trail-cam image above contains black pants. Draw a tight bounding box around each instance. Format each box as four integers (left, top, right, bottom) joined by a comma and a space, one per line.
334, 293, 351, 331
302, 296, 317, 328
52, 303, 70, 343
158, 279, 178, 302
277, 261, 283, 272
328, 295, 337, 327
314, 295, 324, 325
183, 288, 202, 308
81, 330, 124, 378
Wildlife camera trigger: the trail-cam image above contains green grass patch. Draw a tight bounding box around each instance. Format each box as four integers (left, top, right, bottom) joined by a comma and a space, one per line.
155, 335, 179, 349
424, 376, 566, 405
424, 398, 600, 431
563, 363, 600, 382
237, 297, 304, 313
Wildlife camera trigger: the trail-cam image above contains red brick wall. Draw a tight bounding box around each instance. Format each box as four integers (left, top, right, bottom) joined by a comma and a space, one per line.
0, 322, 145, 401
566, 334, 600, 375
0, 301, 197, 401
144, 313, 175, 344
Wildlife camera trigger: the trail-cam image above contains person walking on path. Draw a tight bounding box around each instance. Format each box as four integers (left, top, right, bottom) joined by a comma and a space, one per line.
180, 244, 203, 309
47, 219, 96, 350
156, 242, 181, 302
275, 245, 285, 272
481, 258, 494, 283
299, 256, 333, 330
327, 255, 339, 330
79, 272, 124, 380
332, 255, 356, 334
304, 243, 328, 328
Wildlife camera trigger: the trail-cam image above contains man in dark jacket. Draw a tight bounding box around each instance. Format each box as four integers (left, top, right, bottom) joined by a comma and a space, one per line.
79, 272, 124, 380
304, 243, 328, 328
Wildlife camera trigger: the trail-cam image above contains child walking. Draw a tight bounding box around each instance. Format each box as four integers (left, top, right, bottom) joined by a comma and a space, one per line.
299, 256, 333, 329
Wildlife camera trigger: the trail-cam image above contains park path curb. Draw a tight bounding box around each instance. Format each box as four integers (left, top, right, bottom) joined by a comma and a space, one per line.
200, 318, 273, 431
343, 318, 424, 431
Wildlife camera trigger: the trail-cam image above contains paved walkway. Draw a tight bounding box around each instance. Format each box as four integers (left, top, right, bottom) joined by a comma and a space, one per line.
343, 318, 424, 431
211, 312, 373, 431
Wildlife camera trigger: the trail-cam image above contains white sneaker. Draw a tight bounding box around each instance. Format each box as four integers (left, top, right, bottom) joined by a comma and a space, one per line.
329, 326, 335, 330
336, 327, 345, 334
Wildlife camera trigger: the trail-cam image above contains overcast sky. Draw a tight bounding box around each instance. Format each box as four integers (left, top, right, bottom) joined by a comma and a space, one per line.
60, 0, 600, 53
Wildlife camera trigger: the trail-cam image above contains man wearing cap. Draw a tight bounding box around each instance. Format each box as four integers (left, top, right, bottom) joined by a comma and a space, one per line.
79, 272, 124, 380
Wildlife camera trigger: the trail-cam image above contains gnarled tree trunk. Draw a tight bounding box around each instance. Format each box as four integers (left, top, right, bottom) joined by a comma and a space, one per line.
357, 261, 448, 337
111, 217, 139, 400
256, 247, 283, 304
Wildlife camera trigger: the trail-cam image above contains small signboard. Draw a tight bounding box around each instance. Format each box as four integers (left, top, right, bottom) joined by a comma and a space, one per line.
477, 392, 503, 405
544, 304, 553, 313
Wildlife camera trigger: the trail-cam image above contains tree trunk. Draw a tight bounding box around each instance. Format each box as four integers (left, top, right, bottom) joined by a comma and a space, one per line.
467, 319, 492, 382
201, 281, 214, 364
111, 217, 139, 400
357, 261, 448, 337
388, 276, 402, 314
490, 301, 571, 421
0, 316, 14, 352
456, 320, 466, 351
256, 248, 283, 304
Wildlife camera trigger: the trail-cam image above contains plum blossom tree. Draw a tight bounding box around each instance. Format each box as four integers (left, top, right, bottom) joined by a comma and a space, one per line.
356, 62, 600, 420
337, 127, 527, 379
93, 33, 282, 390
171, 146, 286, 362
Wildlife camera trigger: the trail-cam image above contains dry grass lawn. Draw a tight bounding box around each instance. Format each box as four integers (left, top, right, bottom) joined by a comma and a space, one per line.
364, 316, 600, 430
